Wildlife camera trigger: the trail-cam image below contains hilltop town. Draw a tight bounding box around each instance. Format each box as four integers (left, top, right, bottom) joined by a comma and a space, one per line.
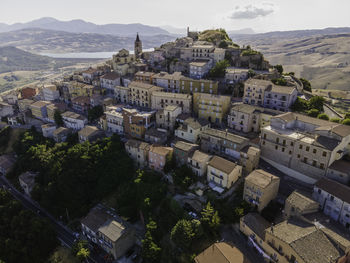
0, 28, 350, 263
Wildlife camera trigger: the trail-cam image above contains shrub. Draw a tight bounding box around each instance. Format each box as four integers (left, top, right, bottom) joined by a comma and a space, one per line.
317, 113, 329, 120
307, 109, 319, 117
342, 119, 350, 126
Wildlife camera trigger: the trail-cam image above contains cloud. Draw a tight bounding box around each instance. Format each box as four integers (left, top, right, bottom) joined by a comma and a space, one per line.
230, 3, 275, 19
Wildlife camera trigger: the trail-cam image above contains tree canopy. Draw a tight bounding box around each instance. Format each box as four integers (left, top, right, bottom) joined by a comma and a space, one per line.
209, 60, 230, 78
0, 190, 58, 263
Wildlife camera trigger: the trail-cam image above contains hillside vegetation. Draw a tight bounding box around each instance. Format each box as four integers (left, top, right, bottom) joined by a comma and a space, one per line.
199, 29, 239, 48
0, 46, 54, 72
234, 33, 350, 91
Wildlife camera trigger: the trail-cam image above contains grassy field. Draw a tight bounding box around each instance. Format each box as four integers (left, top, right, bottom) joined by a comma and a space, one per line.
0, 71, 42, 93
235, 33, 350, 91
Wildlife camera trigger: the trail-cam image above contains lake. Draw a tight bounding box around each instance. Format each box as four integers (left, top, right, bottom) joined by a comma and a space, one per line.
41, 48, 154, 59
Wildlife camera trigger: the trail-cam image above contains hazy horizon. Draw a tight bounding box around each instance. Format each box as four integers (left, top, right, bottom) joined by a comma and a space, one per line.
1, 0, 350, 33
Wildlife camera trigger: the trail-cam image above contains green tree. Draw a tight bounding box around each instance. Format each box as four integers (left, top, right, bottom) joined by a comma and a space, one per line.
142, 231, 161, 263
344, 113, 350, 119
317, 113, 329, 120
271, 78, 287, 86
247, 69, 256, 78
274, 64, 283, 74
307, 109, 319, 117
308, 96, 325, 112
72, 240, 90, 262
76, 248, 89, 262
54, 110, 64, 127
170, 219, 202, 250
300, 78, 312, 92
209, 60, 230, 78
218, 41, 228, 49
88, 105, 104, 122
200, 202, 220, 235
342, 119, 350, 126
291, 97, 309, 112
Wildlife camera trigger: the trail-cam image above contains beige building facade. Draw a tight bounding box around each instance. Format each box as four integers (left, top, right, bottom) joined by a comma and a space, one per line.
207, 156, 242, 189
193, 93, 231, 124
244, 169, 280, 212
129, 81, 162, 108
151, 91, 192, 113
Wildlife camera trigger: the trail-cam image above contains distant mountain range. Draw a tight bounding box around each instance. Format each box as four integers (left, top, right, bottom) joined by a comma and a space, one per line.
0, 17, 170, 36
0, 28, 177, 53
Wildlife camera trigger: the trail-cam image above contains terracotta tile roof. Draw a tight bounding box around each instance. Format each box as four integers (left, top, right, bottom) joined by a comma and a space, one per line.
174, 141, 198, 152
208, 156, 237, 174
245, 169, 279, 189
149, 145, 173, 156
101, 72, 120, 80
189, 150, 211, 163
195, 242, 250, 263
286, 191, 318, 212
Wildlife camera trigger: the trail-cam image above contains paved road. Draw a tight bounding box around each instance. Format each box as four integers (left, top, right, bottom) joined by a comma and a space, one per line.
0, 175, 101, 263
259, 159, 313, 198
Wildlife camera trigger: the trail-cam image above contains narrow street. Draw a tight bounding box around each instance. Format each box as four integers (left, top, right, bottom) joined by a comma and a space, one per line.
0, 175, 103, 263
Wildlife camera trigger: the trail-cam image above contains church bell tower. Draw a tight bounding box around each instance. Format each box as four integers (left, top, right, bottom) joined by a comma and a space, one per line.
134, 33, 142, 59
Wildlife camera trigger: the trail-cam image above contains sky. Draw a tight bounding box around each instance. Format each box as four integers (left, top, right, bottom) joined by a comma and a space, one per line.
1, 0, 350, 33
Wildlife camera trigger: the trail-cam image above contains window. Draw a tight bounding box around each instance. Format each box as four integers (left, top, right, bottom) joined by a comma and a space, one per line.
313, 149, 317, 154
291, 142, 294, 146
318, 189, 321, 194
306, 146, 310, 152
297, 154, 301, 158
330, 196, 334, 201
263, 141, 265, 145
323, 151, 327, 157
299, 145, 303, 149
263, 134, 267, 139
304, 157, 308, 163
282, 148, 285, 152
320, 163, 325, 169
312, 160, 316, 167
289, 151, 292, 155
276, 138, 279, 143
275, 145, 278, 150
283, 140, 286, 145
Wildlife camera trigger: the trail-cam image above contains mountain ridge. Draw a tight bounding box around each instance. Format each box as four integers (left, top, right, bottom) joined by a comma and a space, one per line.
0, 17, 170, 36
